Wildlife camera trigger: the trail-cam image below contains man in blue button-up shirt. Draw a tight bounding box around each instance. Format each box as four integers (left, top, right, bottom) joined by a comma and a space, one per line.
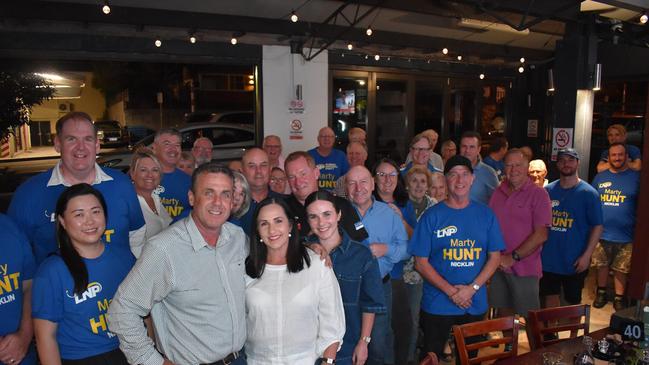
346, 165, 409, 365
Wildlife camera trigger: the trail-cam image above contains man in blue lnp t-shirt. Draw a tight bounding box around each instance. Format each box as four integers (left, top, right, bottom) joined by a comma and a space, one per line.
596, 124, 642, 173
541, 148, 603, 310
152, 128, 192, 222
308, 127, 349, 191
8, 112, 145, 265
409, 155, 504, 360
591, 143, 640, 310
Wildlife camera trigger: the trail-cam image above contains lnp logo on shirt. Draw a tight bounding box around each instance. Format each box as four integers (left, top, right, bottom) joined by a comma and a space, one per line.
598, 182, 612, 189
551, 200, 560, 208
436, 225, 457, 238
67, 282, 103, 304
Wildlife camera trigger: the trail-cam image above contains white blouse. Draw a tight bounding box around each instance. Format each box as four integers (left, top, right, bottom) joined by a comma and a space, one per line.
135, 192, 172, 257
245, 251, 346, 365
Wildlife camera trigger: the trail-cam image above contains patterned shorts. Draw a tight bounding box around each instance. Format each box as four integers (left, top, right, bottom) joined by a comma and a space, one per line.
591, 240, 633, 274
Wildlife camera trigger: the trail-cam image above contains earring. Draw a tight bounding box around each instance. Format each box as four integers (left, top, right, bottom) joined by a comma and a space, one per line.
259, 238, 263, 243
288, 233, 292, 237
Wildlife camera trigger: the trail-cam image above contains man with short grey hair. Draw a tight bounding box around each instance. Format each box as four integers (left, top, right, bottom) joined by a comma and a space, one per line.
262, 135, 285, 169
108, 163, 248, 365
334, 142, 367, 198
152, 128, 191, 221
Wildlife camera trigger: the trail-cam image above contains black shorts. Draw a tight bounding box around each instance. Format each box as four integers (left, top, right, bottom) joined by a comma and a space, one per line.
539, 270, 588, 305
62, 348, 129, 365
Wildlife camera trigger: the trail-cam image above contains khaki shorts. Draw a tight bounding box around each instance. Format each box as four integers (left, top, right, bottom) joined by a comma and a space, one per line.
488, 270, 540, 317
591, 240, 633, 274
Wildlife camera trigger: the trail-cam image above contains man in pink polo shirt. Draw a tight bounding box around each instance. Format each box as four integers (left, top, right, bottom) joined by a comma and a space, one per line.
488, 148, 552, 320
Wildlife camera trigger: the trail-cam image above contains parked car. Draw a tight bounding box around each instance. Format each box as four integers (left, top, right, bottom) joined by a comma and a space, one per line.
125, 125, 156, 146
97, 123, 255, 172
95, 120, 128, 146
185, 111, 254, 125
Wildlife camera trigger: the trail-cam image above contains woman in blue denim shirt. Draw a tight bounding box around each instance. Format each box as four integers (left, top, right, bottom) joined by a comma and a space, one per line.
305, 191, 386, 365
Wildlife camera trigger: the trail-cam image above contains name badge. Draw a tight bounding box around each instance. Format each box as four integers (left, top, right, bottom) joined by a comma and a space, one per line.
354, 221, 365, 231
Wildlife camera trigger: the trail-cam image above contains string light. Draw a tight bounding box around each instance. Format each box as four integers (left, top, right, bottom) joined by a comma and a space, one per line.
457, 55, 462, 61
640, 13, 648, 24
154, 38, 162, 47
366, 27, 373, 36
101, 0, 111, 14
479, 73, 485, 79
231, 36, 238, 45
189, 34, 196, 44
374, 54, 380, 61
347, 43, 353, 50
442, 48, 449, 55
518, 66, 525, 73
290, 11, 299, 23
520, 57, 526, 63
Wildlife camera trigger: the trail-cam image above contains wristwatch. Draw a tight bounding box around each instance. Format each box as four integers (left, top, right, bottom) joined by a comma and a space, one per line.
471, 282, 480, 291
361, 336, 372, 344
512, 250, 521, 261
320, 357, 336, 364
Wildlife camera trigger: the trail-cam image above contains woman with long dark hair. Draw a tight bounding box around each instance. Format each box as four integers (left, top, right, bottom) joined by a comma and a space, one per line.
305, 191, 385, 365
32, 184, 133, 365
245, 197, 345, 365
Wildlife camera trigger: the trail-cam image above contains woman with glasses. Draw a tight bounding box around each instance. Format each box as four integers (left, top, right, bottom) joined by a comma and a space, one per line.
401, 133, 441, 177
32, 184, 133, 365
371, 158, 413, 364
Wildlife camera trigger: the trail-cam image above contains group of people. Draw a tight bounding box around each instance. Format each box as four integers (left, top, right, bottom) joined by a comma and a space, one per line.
0, 111, 641, 365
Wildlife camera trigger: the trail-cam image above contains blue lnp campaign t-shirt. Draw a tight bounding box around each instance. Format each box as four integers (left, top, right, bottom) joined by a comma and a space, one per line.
542, 180, 603, 275
483, 156, 505, 180
408, 201, 505, 316
158, 168, 191, 222
308, 148, 350, 191
0, 214, 37, 365
8, 167, 145, 265
591, 169, 640, 243
600, 144, 641, 162
32, 244, 135, 360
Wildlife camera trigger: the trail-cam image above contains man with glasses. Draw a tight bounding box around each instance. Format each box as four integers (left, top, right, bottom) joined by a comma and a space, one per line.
262, 135, 285, 170
309, 127, 350, 191
191, 137, 213, 166
152, 128, 192, 221
345, 165, 409, 365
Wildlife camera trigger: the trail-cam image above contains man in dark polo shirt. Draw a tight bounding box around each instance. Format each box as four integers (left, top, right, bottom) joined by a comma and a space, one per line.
284, 151, 368, 242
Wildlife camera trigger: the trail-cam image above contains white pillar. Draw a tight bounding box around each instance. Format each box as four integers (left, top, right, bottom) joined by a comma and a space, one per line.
574, 89, 594, 179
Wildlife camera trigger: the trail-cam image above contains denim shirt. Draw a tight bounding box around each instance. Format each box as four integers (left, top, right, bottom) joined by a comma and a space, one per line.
329, 231, 387, 363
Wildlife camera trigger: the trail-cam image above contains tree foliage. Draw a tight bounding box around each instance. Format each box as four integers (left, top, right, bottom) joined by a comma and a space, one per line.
0, 72, 55, 142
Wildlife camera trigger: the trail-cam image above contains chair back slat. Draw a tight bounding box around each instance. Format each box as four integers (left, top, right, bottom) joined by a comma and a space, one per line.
452, 316, 519, 365
527, 304, 591, 350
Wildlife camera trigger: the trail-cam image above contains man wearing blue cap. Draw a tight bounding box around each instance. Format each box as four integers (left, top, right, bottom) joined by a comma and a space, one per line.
540, 148, 603, 310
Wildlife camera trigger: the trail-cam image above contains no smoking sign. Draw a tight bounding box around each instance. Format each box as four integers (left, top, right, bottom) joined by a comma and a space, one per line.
551, 128, 574, 161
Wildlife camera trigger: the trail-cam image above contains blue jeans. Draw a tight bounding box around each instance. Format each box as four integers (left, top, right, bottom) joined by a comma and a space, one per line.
368, 280, 392, 365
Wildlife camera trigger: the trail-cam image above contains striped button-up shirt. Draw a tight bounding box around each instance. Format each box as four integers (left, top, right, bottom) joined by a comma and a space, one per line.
108, 215, 248, 365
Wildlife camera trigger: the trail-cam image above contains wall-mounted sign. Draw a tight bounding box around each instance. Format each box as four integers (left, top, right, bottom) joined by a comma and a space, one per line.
289, 99, 304, 114
289, 119, 303, 140
527, 119, 538, 137
551, 127, 573, 161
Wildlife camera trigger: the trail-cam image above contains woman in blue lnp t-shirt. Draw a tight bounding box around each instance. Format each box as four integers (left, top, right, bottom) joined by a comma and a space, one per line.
32, 184, 133, 365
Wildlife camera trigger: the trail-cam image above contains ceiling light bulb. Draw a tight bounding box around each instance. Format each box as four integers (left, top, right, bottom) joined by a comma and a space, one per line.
427, 60, 430, 64
290, 11, 298, 23
189, 35, 196, 44
231, 37, 238, 45
518, 66, 525, 73
442, 48, 449, 55
387, 56, 391, 61
457, 55, 462, 61
366, 27, 373, 36
154, 38, 162, 47
374, 54, 380, 61
641, 13, 648, 24
520, 57, 526, 63
347, 43, 353, 50
479, 73, 485, 79
102, 3, 111, 14
364, 54, 368, 59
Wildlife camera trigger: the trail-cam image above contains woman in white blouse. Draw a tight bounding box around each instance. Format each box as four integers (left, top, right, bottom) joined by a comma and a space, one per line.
129, 149, 172, 257
245, 197, 345, 365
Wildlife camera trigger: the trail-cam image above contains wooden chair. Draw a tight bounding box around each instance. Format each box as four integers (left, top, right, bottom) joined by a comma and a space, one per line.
527, 304, 590, 350
452, 316, 519, 365
419, 352, 439, 365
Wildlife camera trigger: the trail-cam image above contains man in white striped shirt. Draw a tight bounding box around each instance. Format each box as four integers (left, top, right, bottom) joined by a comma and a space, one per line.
108, 164, 248, 365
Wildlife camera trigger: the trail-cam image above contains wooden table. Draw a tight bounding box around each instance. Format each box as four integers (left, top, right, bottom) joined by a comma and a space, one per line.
494, 328, 609, 364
